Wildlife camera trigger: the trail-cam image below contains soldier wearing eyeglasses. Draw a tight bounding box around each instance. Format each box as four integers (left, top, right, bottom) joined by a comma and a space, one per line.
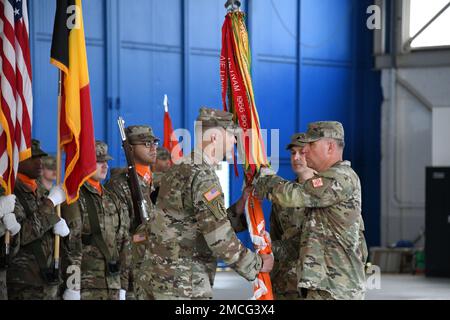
105, 125, 159, 300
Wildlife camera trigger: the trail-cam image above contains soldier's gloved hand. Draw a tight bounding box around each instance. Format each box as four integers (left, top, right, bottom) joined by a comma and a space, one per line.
0, 194, 16, 218
53, 218, 70, 237
63, 289, 80, 300
47, 185, 66, 207
259, 253, 274, 273
119, 289, 126, 300
2, 212, 21, 236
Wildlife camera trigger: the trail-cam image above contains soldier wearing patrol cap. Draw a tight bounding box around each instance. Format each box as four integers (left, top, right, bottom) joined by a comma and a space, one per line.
38, 156, 57, 192
255, 121, 368, 300
61, 141, 130, 300
7, 139, 70, 300
137, 107, 274, 300
269, 133, 311, 300
105, 125, 159, 300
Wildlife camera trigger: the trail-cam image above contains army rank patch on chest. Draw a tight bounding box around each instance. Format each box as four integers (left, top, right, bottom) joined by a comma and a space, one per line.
312, 177, 324, 188
203, 186, 221, 202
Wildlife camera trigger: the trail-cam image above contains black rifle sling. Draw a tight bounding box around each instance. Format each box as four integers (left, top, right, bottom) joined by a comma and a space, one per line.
82, 188, 117, 263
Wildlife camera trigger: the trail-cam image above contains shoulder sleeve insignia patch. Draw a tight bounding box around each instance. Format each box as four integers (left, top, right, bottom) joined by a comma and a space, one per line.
203, 186, 222, 202
311, 177, 324, 188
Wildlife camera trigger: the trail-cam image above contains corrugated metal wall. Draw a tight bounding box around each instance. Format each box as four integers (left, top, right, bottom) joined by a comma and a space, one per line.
29, 0, 382, 247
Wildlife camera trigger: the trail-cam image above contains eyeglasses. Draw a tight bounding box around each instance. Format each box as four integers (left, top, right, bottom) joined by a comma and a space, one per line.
139, 141, 159, 148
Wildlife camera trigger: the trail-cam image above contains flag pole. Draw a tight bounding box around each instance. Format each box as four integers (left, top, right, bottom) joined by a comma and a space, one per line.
54, 69, 63, 271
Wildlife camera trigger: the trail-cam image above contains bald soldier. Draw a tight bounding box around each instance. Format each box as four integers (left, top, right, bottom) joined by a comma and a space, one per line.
105, 125, 159, 300
138, 107, 274, 300
61, 141, 130, 300
255, 122, 368, 300
7, 139, 70, 300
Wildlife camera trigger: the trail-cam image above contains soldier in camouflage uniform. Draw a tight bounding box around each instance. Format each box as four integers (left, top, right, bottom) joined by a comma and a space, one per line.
0, 188, 20, 300
105, 126, 159, 300
269, 133, 309, 300
7, 139, 70, 300
61, 141, 130, 300
255, 122, 368, 300
37, 156, 57, 192
138, 107, 274, 300
151, 147, 171, 203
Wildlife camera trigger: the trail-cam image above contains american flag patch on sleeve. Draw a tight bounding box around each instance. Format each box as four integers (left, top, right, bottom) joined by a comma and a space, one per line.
203, 186, 221, 202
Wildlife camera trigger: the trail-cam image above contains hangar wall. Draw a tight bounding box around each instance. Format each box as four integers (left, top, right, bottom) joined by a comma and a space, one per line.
28, 0, 382, 247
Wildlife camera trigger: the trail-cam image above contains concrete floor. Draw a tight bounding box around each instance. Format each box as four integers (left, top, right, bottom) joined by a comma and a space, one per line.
212, 271, 450, 300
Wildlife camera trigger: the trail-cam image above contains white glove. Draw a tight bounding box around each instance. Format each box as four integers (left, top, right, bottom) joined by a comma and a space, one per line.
2, 212, 21, 236
0, 195, 16, 218
119, 289, 126, 301
53, 218, 70, 237
47, 185, 66, 206
63, 289, 80, 300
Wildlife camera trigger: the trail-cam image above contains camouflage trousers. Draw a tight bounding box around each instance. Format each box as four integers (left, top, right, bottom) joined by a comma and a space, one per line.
299, 288, 334, 300
81, 288, 119, 300
274, 291, 302, 300
153, 292, 210, 300
7, 283, 59, 300
0, 270, 6, 300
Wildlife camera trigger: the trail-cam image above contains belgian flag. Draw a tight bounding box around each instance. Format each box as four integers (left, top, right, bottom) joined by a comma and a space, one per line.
50, 0, 96, 204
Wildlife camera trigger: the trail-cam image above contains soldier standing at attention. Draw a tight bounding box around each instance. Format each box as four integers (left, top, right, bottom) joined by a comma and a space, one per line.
269, 133, 309, 300
255, 122, 368, 300
7, 139, 70, 300
140, 107, 274, 300
38, 156, 57, 192
61, 141, 130, 300
105, 126, 159, 300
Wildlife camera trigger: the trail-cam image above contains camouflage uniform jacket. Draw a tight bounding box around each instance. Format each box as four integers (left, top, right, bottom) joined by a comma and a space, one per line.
105, 170, 155, 278
105, 171, 154, 234
256, 161, 368, 300
7, 179, 60, 287
144, 149, 262, 299
270, 178, 306, 298
61, 183, 130, 291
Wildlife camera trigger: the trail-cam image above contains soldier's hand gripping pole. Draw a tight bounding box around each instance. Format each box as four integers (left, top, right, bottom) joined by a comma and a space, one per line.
118, 117, 149, 223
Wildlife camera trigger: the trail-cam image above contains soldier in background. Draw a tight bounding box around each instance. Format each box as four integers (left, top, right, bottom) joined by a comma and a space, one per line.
254, 121, 368, 300
105, 126, 159, 300
61, 141, 130, 300
151, 147, 172, 204
7, 139, 69, 300
0, 190, 19, 300
139, 107, 273, 300
38, 156, 57, 192
269, 133, 309, 300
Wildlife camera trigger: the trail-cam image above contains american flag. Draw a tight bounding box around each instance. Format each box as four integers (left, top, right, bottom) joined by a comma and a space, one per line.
0, 0, 32, 194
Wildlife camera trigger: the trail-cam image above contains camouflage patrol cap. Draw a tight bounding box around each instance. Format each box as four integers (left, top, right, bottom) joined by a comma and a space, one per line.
125, 125, 160, 145
156, 147, 171, 160
95, 140, 113, 162
286, 133, 307, 150
300, 121, 345, 143
42, 156, 57, 170
196, 107, 237, 130
31, 139, 48, 158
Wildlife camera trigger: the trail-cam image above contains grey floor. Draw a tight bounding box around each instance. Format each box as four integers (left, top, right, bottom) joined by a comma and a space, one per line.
213, 271, 450, 300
